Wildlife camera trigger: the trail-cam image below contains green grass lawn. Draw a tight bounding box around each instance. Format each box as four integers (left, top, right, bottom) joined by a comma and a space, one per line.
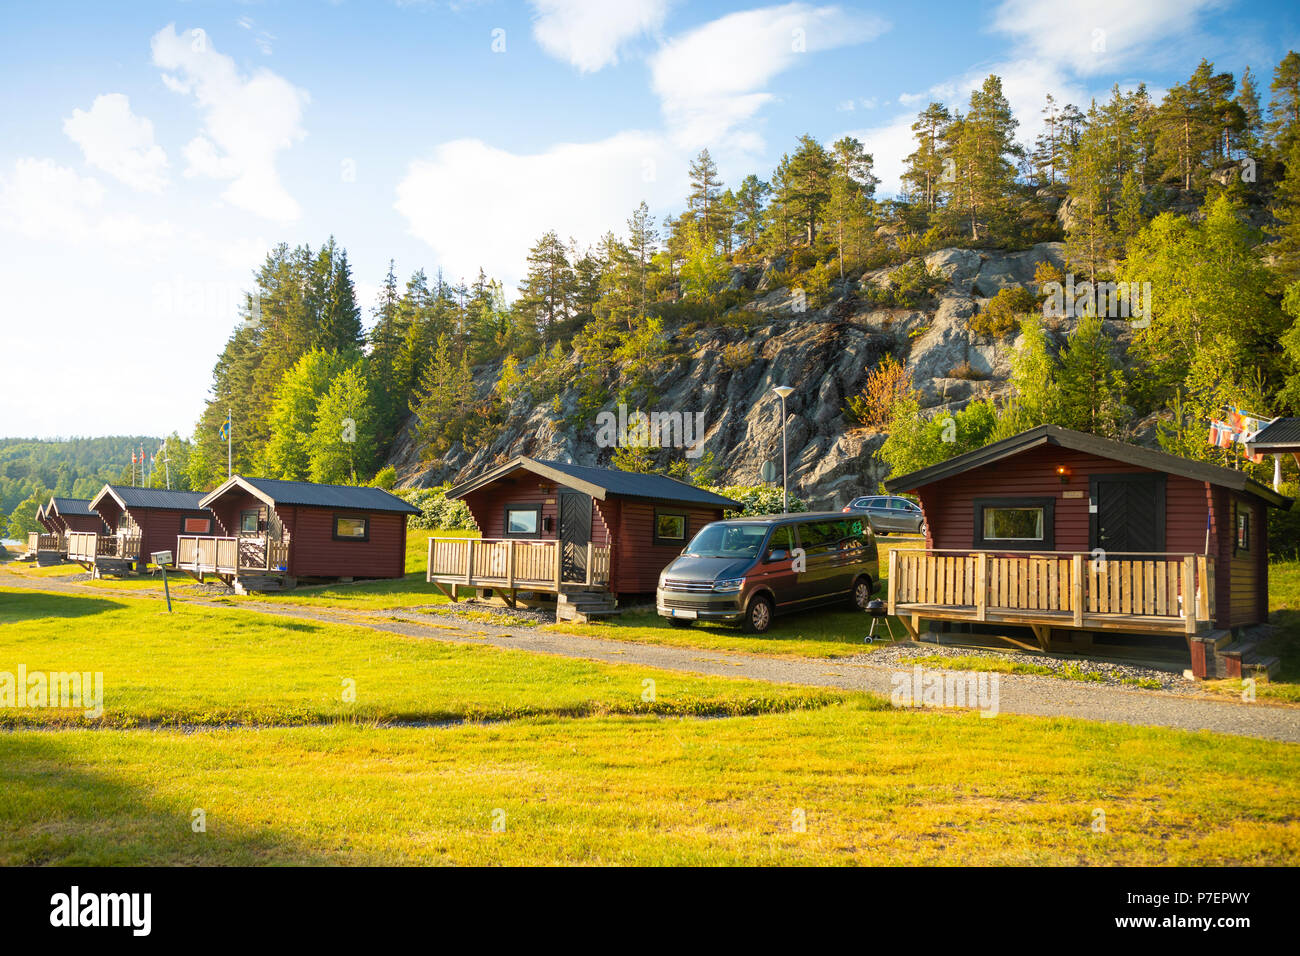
0, 588, 834, 728
1, 583, 1298, 865
2, 705, 1296, 865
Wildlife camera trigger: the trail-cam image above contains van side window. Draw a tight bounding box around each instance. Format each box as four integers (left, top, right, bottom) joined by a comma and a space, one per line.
797, 521, 838, 554
767, 525, 793, 554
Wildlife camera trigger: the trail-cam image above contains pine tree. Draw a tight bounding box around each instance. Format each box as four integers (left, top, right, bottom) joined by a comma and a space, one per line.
626, 201, 657, 319
517, 230, 575, 346
828, 136, 878, 278
734, 175, 770, 250
1270, 137, 1300, 280
1269, 51, 1300, 156
1056, 314, 1127, 436
773, 135, 834, 245
941, 76, 1022, 241
687, 149, 723, 247
902, 102, 951, 213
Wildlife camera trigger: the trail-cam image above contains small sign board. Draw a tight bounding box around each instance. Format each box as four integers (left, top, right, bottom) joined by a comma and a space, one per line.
1062, 490, 1084, 499
152, 550, 173, 567
760, 460, 777, 483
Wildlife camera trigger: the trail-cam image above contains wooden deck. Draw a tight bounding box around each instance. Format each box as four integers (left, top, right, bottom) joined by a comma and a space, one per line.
65, 531, 142, 569
27, 532, 64, 554
175, 534, 291, 579
888, 549, 1217, 648
426, 537, 612, 601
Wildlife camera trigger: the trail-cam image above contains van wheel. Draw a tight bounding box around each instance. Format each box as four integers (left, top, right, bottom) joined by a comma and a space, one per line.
669, 617, 695, 628
918, 520, 928, 537
743, 595, 773, 633
850, 576, 873, 609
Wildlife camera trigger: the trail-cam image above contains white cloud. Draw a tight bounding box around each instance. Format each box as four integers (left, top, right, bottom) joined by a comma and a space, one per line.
151, 23, 308, 222
395, 132, 682, 290
991, 0, 1226, 76
0, 158, 104, 241
650, 3, 889, 148
63, 94, 169, 192
530, 0, 669, 72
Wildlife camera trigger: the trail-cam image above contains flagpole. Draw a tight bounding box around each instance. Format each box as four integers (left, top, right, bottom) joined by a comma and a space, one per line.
227, 407, 232, 479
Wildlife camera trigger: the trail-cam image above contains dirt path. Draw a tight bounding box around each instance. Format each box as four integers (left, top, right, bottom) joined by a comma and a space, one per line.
4, 571, 1299, 743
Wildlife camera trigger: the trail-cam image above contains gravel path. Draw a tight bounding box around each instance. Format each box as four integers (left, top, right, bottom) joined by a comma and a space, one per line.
4, 571, 1298, 743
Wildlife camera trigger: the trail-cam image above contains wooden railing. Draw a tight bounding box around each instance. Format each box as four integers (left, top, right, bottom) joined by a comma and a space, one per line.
66, 532, 141, 563
888, 550, 1217, 634
427, 537, 612, 590
27, 532, 61, 553
176, 534, 290, 574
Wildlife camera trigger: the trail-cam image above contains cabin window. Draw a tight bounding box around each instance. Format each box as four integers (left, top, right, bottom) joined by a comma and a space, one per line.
182, 516, 211, 534
654, 511, 688, 545
984, 508, 1044, 540
1235, 504, 1250, 554
504, 505, 542, 538
973, 497, 1056, 551
333, 515, 370, 541
240, 509, 260, 534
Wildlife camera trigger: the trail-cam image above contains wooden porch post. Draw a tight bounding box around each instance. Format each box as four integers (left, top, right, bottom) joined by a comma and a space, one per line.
1182, 557, 1196, 635
465, 538, 476, 587
553, 540, 562, 592
1071, 554, 1084, 628
887, 549, 898, 618
426, 536, 434, 583
506, 540, 516, 589
1196, 555, 1210, 627
585, 541, 593, 587
976, 552, 988, 622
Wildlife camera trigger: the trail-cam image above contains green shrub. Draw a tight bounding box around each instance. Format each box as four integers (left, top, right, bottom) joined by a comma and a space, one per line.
971, 285, 1035, 337
398, 485, 476, 531
706, 484, 809, 518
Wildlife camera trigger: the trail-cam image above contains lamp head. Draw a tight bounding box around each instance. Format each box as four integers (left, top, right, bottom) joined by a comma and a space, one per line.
772, 385, 794, 400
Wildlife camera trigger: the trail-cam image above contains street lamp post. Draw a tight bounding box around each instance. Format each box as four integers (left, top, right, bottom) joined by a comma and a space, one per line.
772, 385, 794, 513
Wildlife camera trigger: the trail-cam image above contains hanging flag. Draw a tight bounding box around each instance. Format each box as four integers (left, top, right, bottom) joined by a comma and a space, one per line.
218, 415, 231, 442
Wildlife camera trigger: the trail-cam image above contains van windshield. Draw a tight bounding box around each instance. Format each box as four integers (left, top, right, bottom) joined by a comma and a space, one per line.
683, 522, 769, 559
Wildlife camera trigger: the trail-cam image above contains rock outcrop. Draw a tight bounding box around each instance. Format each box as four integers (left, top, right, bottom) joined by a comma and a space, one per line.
389, 242, 1128, 511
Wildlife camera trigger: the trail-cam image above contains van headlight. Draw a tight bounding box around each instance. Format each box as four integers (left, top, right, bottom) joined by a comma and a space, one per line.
713, 578, 744, 592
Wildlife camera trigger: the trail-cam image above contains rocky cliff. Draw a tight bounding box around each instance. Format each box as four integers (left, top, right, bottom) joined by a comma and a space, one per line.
389, 242, 1137, 510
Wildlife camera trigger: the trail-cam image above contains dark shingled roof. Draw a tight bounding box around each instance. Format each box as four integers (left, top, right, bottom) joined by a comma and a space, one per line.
448, 456, 742, 509
1250, 417, 1300, 448
49, 497, 95, 517
101, 486, 210, 511
201, 476, 419, 514
883, 424, 1291, 509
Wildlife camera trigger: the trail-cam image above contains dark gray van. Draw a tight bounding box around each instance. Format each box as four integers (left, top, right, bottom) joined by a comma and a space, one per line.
656, 511, 879, 633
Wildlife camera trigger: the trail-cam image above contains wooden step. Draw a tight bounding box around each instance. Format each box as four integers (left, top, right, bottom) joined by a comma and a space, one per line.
233, 575, 293, 594
1242, 654, 1280, 681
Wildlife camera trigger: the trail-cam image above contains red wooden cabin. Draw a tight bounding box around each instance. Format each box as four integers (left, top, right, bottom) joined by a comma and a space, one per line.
43, 497, 109, 535
75, 485, 219, 574
883, 425, 1292, 677
427, 457, 740, 614
179, 476, 419, 592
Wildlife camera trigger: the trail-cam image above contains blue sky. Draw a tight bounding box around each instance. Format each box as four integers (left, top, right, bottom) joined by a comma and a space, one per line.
1, 0, 1297, 439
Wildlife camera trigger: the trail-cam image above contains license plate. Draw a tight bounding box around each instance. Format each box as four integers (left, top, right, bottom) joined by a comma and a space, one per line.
672, 608, 697, 619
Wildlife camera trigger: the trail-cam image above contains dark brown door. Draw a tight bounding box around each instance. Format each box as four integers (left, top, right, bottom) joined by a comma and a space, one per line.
1090, 474, 1165, 554
559, 493, 591, 582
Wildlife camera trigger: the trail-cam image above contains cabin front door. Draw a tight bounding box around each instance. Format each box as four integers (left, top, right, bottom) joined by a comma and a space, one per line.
559, 492, 591, 583
1090, 474, 1166, 555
